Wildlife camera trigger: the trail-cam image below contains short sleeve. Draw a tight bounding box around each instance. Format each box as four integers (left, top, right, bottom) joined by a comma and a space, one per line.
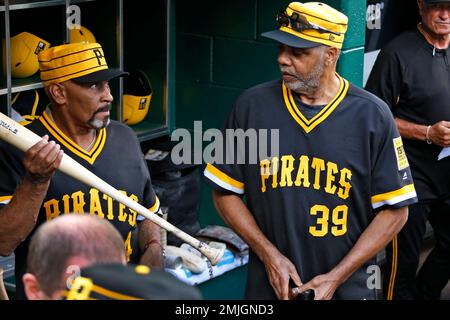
130, 134, 160, 222
365, 48, 403, 110
138, 168, 160, 222
204, 102, 246, 195
370, 109, 417, 210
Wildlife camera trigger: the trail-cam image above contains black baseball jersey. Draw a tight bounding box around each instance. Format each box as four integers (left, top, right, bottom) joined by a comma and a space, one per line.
0, 111, 160, 299
204, 76, 418, 299
366, 28, 450, 201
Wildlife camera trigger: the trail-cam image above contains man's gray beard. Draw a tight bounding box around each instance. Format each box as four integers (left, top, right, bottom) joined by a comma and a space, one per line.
89, 117, 110, 129
282, 57, 325, 93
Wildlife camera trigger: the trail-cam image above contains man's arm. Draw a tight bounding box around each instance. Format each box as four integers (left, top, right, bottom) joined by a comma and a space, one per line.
366, 48, 450, 147
137, 219, 163, 268
296, 206, 408, 300
0, 136, 62, 256
395, 117, 450, 147
213, 189, 302, 300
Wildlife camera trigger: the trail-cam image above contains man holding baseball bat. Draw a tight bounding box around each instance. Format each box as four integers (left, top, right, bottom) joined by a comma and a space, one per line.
0, 42, 163, 299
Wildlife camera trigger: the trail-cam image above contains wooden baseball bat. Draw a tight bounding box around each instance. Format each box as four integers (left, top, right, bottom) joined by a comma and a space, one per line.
0, 112, 224, 265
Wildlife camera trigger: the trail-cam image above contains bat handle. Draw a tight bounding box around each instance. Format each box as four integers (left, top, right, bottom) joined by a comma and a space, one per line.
289, 288, 315, 300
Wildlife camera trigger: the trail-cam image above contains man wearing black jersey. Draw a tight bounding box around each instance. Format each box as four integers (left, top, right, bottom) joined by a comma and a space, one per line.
366, 0, 450, 300
0, 42, 163, 299
204, 2, 417, 300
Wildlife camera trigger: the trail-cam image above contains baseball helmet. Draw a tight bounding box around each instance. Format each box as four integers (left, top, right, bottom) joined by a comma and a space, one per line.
69, 25, 96, 44
123, 70, 152, 125
12, 89, 47, 124
8, 32, 50, 78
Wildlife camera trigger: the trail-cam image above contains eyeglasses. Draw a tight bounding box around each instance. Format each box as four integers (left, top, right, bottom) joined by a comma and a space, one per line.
276, 10, 341, 36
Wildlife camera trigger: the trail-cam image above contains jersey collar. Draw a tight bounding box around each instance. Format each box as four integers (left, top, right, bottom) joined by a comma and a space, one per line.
282, 74, 349, 133
39, 111, 107, 165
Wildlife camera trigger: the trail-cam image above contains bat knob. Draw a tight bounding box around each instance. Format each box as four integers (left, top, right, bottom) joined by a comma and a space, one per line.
290, 288, 315, 300
297, 289, 315, 300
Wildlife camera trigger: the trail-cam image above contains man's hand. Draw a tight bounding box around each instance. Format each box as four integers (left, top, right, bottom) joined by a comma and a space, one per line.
23, 135, 63, 184
293, 272, 340, 300
0, 135, 63, 256
213, 191, 302, 300
262, 247, 302, 300
427, 121, 450, 147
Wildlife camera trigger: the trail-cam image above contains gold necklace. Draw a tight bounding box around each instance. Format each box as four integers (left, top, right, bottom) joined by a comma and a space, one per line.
85, 131, 97, 151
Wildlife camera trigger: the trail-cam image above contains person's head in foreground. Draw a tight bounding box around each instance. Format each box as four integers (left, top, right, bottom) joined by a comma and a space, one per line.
262, 2, 348, 95
23, 214, 126, 300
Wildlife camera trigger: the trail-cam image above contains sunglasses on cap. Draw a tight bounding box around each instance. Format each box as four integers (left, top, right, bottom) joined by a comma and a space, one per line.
276, 10, 341, 36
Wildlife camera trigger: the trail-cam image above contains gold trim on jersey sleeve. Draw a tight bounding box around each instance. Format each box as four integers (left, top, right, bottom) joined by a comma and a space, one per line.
371, 184, 416, 209
39, 112, 106, 165
0, 195, 13, 205
204, 164, 245, 194
149, 196, 160, 213
136, 196, 161, 223
282, 74, 349, 133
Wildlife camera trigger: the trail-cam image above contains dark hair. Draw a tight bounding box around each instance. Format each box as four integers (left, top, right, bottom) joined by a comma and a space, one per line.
27, 214, 126, 296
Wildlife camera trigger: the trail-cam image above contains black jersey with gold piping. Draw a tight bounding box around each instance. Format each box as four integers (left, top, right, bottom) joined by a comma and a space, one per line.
39, 111, 106, 164
0, 117, 159, 299
282, 74, 349, 133
204, 77, 418, 299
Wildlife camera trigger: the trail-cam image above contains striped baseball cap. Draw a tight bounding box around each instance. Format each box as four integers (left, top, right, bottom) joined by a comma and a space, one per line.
38, 42, 127, 86
64, 263, 203, 300
262, 2, 348, 49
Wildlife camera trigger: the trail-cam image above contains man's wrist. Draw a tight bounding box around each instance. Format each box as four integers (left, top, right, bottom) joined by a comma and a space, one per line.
143, 239, 165, 257
24, 173, 52, 186
327, 268, 346, 287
